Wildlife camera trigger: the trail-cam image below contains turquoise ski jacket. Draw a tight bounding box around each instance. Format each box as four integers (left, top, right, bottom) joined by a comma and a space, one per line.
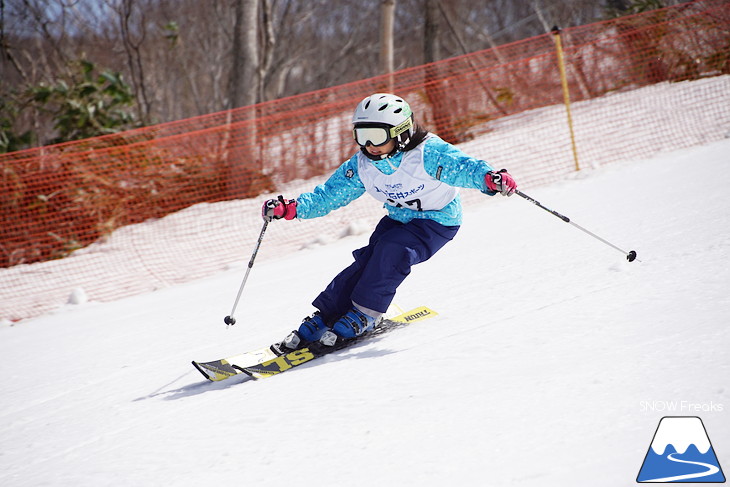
295, 134, 497, 227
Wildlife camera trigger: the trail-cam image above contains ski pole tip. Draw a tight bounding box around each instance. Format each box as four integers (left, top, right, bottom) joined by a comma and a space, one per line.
627, 250, 637, 262
224, 315, 236, 326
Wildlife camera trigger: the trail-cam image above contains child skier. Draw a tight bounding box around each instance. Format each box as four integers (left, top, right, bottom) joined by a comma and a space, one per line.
262, 93, 517, 352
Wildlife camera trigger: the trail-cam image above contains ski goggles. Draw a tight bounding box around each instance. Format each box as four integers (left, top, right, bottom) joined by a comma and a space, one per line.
353, 118, 413, 147
353, 125, 391, 147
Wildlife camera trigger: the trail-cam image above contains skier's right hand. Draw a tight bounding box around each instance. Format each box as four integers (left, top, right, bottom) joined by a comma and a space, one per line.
262, 195, 297, 222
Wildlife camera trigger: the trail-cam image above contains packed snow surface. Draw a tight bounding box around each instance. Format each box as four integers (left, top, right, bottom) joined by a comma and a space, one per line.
1, 139, 729, 486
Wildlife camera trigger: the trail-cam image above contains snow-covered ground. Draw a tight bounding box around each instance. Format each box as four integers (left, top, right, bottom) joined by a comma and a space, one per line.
1, 137, 728, 486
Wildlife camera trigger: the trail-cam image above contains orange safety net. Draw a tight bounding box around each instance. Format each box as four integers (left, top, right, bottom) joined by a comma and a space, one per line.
2, 0, 729, 321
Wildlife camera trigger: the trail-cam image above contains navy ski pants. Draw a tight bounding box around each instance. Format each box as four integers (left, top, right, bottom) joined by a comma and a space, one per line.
312, 216, 459, 322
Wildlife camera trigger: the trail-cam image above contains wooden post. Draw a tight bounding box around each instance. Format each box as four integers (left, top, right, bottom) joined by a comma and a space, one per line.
551, 26, 580, 172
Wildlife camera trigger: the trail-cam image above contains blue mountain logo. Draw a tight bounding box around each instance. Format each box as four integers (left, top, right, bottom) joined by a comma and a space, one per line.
637, 416, 725, 483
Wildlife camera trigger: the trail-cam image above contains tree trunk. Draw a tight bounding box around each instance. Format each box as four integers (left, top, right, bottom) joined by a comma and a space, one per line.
229, 0, 259, 109
380, 0, 395, 90
226, 0, 259, 198
423, 0, 457, 142
424, 0, 440, 63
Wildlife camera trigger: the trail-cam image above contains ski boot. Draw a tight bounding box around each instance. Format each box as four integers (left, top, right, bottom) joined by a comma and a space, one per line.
318, 307, 381, 347
270, 312, 328, 356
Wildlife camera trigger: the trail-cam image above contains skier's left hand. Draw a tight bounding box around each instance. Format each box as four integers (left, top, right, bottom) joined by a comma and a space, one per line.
262, 195, 297, 221
486, 169, 517, 196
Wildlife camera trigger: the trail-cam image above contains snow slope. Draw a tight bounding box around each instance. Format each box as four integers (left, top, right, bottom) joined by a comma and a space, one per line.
1, 139, 729, 486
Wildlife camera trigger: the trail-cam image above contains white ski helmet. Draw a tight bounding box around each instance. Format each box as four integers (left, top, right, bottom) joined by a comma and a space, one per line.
352, 93, 414, 159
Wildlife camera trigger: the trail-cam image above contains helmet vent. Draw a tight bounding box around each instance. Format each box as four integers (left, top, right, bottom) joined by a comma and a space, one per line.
393, 108, 402, 113
364, 100, 371, 109
378, 104, 388, 111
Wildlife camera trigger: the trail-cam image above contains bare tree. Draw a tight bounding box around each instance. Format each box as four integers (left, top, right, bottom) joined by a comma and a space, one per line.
2, 0, 689, 150
115, 0, 153, 125
223, 0, 260, 198
380, 0, 395, 75
229, 0, 259, 110
423, 0, 440, 64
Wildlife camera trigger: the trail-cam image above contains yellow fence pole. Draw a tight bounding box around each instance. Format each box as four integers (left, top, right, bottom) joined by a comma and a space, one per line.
551, 26, 580, 172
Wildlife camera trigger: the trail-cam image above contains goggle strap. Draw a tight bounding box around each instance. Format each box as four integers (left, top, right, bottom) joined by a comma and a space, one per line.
389, 118, 413, 139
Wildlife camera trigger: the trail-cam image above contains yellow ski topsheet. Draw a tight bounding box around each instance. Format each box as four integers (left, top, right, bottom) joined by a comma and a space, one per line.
225, 347, 278, 369
193, 347, 278, 381
388, 305, 438, 323
192, 359, 237, 381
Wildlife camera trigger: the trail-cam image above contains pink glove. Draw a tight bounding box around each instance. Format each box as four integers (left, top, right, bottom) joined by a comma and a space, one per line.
262, 195, 297, 221
485, 169, 517, 196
